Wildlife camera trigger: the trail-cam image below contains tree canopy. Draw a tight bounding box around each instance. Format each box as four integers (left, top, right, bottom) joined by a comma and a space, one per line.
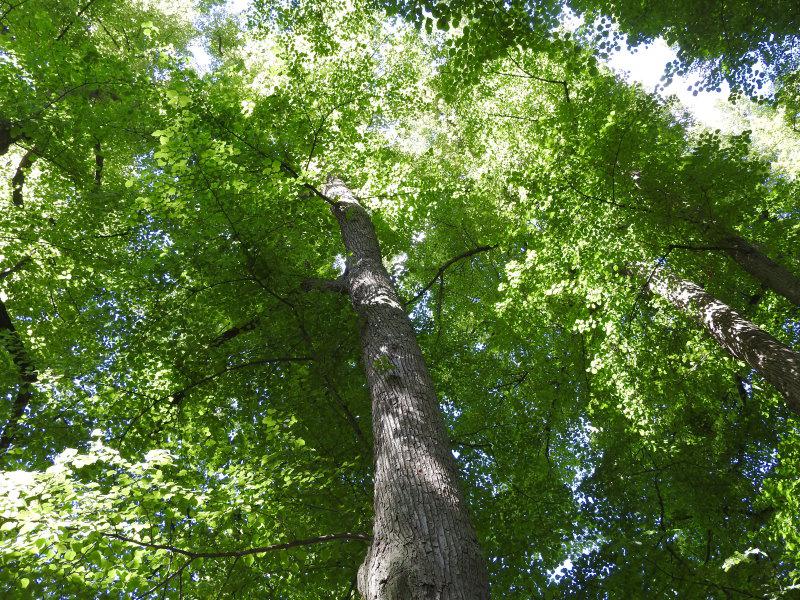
1, 0, 799, 597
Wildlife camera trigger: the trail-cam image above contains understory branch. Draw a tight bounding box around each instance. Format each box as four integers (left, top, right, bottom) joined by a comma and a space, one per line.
406, 245, 497, 307
107, 532, 371, 559
301, 276, 349, 294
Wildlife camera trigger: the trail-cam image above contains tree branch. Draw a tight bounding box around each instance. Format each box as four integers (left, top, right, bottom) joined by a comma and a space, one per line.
106, 532, 371, 559
208, 316, 261, 348
94, 141, 103, 185
208, 117, 338, 206
493, 59, 572, 103
168, 356, 313, 406
0, 298, 38, 453
56, 0, 99, 41
301, 276, 348, 294
665, 243, 732, 253
406, 245, 497, 307
0, 256, 31, 280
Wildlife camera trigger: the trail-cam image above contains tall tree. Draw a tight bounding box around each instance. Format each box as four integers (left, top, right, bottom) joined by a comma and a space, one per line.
633, 262, 800, 413
323, 178, 488, 599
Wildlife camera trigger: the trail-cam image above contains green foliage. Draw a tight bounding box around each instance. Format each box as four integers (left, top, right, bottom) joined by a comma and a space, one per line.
0, 0, 799, 597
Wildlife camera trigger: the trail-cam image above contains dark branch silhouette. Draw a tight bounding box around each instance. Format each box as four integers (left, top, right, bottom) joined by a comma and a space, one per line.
406, 245, 497, 307
106, 531, 371, 559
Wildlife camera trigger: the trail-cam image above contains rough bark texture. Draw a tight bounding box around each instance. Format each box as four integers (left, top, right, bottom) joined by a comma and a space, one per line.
0, 300, 37, 452
642, 264, 800, 415
720, 232, 800, 308
325, 178, 488, 600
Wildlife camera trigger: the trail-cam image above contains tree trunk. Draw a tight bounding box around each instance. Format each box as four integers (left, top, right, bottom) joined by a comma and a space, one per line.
0, 120, 11, 156
640, 264, 800, 415
720, 232, 800, 307
11, 148, 37, 206
325, 178, 489, 600
0, 300, 37, 452
0, 135, 37, 454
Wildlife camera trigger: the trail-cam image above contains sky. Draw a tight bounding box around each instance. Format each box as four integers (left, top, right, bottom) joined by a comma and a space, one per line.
189, 0, 731, 131
607, 38, 730, 130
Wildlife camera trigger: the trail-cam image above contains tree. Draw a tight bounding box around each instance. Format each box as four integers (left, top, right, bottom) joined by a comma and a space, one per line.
322, 178, 488, 598
631, 262, 800, 414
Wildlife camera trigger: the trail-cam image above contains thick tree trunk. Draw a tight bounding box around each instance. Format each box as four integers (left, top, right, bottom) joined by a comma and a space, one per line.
325, 178, 488, 600
640, 264, 800, 415
720, 232, 800, 307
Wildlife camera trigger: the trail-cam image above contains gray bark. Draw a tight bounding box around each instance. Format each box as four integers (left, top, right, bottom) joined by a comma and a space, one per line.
325, 178, 489, 600
720, 232, 800, 308
641, 264, 800, 415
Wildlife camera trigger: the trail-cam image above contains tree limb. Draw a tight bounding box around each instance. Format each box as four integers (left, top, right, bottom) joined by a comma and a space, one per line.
94, 141, 103, 185
301, 276, 348, 294
56, 0, 100, 41
106, 532, 371, 559
0, 299, 38, 453
0, 256, 31, 280
168, 355, 313, 407
208, 316, 261, 348
406, 245, 497, 307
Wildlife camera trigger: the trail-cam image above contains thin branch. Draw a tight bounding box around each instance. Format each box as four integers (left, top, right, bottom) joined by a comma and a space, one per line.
301, 277, 348, 294
406, 245, 497, 307
120, 356, 311, 441
0, 298, 38, 454
168, 356, 313, 406
107, 532, 371, 560
56, 0, 99, 41
494, 58, 572, 103
136, 558, 194, 600
0, 0, 33, 22
208, 316, 261, 348
486, 111, 539, 123
665, 243, 732, 253
24, 80, 124, 124
294, 318, 367, 446
209, 117, 337, 206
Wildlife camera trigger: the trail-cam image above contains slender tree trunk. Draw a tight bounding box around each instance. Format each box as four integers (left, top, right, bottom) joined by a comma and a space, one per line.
719, 232, 800, 307
640, 264, 800, 415
11, 148, 37, 206
0, 300, 37, 452
325, 178, 488, 600
94, 142, 103, 186
0, 120, 12, 156
0, 138, 37, 453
